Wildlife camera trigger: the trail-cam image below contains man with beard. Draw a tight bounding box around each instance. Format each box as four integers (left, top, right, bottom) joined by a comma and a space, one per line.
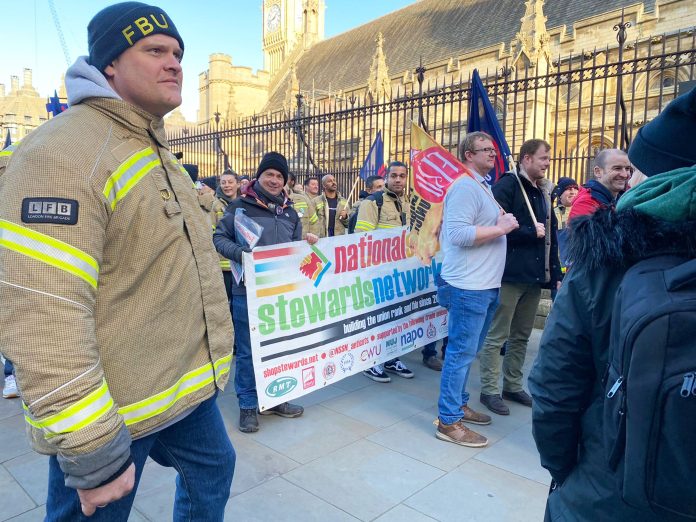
479, 139, 561, 416
315, 174, 349, 237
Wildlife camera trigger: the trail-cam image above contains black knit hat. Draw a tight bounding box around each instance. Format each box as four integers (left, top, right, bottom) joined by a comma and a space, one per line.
88, 2, 184, 72
200, 177, 217, 191
552, 177, 578, 201
183, 163, 198, 182
256, 152, 289, 184
628, 86, 696, 177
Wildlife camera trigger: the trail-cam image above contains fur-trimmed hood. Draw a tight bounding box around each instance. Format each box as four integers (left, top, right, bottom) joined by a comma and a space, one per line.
568, 207, 696, 270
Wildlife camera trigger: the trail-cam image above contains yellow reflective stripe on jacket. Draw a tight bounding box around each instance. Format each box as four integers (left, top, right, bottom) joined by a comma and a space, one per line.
118, 355, 232, 426
23, 379, 113, 438
0, 219, 99, 288
355, 220, 376, 232
103, 147, 160, 210
309, 212, 318, 224
377, 223, 398, 229
219, 259, 231, 270
0, 141, 19, 157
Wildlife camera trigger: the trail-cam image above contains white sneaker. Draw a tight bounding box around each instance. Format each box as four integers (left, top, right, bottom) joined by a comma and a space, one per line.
3, 375, 18, 399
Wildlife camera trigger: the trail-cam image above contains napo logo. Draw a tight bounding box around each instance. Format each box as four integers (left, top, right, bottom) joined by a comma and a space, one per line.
265, 376, 298, 398
340, 353, 354, 373
323, 362, 336, 381
302, 367, 316, 390
426, 322, 437, 339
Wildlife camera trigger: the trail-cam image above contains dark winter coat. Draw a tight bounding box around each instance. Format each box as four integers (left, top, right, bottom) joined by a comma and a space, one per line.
492, 172, 562, 287
528, 207, 696, 522
213, 185, 301, 295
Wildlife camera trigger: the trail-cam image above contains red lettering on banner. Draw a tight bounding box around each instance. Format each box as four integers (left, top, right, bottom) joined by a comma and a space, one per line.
412, 147, 470, 203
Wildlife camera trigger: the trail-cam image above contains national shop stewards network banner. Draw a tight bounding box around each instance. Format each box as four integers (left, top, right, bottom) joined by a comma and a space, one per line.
243, 227, 447, 411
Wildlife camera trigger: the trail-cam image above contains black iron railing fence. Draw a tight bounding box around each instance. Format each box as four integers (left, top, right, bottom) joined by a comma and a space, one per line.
169, 27, 696, 198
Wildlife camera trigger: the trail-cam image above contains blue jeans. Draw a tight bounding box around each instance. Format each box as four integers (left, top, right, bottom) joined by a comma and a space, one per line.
437, 282, 499, 425
3, 357, 12, 377
46, 394, 235, 522
232, 294, 257, 409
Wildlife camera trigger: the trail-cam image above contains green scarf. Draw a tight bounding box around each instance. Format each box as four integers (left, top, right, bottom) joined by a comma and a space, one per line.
617, 165, 696, 221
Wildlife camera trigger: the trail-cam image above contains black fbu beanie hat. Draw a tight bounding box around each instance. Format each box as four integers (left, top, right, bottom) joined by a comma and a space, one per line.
256, 152, 289, 184
88, 2, 184, 72
628, 86, 696, 177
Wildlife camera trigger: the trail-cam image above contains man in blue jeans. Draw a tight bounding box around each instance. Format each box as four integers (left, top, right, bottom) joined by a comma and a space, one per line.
436, 132, 519, 447
0, 4, 237, 519
214, 152, 319, 433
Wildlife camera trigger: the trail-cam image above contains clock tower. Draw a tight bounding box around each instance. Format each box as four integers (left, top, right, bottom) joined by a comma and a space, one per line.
263, 0, 325, 76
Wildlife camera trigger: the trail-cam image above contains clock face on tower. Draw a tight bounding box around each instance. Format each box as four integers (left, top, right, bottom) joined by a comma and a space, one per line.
266, 4, 281, 32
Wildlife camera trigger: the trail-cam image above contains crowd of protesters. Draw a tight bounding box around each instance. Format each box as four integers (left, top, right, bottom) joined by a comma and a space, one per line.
0, 1, 694, 521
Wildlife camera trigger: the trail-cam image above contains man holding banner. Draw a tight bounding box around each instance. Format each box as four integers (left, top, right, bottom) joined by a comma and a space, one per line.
214, 152, 314, 433
436, 132, 519, 447
355, 161, 422, 382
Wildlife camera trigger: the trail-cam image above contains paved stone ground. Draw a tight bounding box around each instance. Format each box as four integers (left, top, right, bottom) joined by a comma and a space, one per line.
0, 330, 549, 521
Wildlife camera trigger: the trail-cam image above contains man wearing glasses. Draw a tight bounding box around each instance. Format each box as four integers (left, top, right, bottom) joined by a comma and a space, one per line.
569, 149, 632, 221
435, 132, 519, 447
479, 139, 562, 416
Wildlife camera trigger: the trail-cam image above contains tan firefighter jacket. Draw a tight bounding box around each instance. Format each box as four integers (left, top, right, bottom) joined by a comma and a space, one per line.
289, 186, 319, 238
0, 97, 234, 488
315, 192, 350, 237
354, 188, 411, 232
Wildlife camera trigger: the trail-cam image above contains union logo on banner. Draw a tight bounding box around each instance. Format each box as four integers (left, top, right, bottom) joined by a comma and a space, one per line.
299, 245, 332, 287
410, 124, 472, 204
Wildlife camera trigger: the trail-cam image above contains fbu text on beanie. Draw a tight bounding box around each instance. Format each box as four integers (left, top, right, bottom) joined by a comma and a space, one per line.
88, 2, 184, 72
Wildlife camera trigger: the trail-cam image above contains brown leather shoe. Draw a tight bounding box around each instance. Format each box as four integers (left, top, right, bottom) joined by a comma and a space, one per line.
436, 419, 488, 447
480, 393, 510, 415
423, 355, 443, 371
502, 390, 533, 407
461, 405, 491, 425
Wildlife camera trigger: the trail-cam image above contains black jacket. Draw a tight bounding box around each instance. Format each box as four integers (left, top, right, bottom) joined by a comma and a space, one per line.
528, 207, 696, 521
213, 188, 301, 295
492, 172, 561, 287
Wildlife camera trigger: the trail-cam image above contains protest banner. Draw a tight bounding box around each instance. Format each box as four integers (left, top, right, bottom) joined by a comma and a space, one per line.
243, 227, 447, 411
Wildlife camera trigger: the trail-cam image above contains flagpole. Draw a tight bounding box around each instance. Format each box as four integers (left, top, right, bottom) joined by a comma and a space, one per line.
342, 175, 361, 212
509, 155, 538, 224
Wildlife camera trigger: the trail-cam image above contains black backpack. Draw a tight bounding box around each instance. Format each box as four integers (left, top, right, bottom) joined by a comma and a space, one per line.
603, 255, 696, 519
347, 192, 383, 233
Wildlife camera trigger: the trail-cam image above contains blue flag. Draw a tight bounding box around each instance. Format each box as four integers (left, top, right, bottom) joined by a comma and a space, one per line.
359, 131, 385, 180
45, 90, 68, 117
3, 129, 11, 149
467, 69, 512, 184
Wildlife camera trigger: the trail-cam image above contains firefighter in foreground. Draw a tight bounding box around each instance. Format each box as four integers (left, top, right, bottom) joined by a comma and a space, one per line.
0, 3, 235, 520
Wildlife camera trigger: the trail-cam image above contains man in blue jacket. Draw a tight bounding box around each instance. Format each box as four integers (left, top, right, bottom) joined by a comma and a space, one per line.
214, 152, 317, 433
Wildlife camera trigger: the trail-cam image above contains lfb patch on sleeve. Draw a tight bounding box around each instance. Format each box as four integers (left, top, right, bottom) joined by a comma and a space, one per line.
22, 198, 79, 225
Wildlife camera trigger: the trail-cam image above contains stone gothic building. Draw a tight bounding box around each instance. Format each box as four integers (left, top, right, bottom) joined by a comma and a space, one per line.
192, 0, 696, 127
169, 0, 695, 182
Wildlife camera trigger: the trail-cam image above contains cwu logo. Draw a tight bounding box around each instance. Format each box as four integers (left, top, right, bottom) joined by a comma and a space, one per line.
265, 376, 298, 398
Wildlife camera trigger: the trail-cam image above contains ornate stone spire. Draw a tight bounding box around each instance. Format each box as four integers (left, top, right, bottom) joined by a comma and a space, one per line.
513, 0, 552, 68
283, 64, 300, 112
367, 33, 391, 101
